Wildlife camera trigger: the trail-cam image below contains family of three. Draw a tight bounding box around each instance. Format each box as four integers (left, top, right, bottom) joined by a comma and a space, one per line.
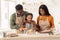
10, 4, 54, 34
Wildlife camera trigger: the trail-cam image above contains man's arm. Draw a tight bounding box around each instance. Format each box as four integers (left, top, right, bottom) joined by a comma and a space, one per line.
10, 14, 19, 29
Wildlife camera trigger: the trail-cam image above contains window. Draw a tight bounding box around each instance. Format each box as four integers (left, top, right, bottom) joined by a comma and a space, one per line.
0, 0, 16, 30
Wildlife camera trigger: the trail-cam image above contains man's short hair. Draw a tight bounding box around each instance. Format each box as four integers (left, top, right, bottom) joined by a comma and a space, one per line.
15, 4, 23, 10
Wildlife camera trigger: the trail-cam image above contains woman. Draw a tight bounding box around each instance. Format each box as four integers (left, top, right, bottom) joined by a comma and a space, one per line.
37, 4, 54, 33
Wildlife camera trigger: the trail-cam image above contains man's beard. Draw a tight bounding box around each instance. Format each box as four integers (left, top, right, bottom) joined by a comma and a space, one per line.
17, 13, 23, 17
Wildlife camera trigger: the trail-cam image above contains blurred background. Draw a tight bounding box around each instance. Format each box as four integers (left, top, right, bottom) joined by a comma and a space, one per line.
0, 0, 60, 33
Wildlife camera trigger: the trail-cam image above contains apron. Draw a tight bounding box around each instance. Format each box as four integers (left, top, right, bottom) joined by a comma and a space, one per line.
16, 13, 25, 25
39, 16, 50, 31
39, 16, 54, 35
16, 16, 24, 27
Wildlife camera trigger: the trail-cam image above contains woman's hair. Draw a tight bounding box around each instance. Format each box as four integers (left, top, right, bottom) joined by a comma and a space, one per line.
25, 13, 33, 20
39, 4, 51, 16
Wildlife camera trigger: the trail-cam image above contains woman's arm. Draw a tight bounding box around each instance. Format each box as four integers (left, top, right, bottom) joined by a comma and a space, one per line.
50, 16, 55, 31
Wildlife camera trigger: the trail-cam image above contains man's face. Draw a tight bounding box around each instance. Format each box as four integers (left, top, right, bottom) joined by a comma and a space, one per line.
16, 9, 23, 15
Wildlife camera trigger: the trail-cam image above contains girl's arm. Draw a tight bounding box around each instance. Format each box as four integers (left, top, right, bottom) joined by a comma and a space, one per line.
37, 16, 40, 24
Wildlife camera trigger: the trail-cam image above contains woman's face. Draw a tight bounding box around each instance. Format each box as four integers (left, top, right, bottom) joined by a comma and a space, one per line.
26, 15, 32, 22
39, 8, 45, 15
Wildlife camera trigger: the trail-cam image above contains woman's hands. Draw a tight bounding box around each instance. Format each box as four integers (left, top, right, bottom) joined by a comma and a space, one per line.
40, 28, 54, 33
50, 28, 54, 31
40, 30, 51, 33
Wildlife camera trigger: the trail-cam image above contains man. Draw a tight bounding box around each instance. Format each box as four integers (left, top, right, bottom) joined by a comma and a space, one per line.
10, 4, 28, 30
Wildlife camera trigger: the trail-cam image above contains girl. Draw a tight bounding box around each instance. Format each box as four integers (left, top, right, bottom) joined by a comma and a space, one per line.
37, 4, 54, 33
18, 13, 37, 33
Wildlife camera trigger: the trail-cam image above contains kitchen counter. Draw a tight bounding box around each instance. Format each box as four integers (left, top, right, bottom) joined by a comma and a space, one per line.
0, 34, 60, 40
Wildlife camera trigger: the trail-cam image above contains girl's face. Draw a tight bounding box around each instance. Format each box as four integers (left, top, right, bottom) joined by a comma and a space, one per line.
26, 15, 32, 22
39, 8, 45, 15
